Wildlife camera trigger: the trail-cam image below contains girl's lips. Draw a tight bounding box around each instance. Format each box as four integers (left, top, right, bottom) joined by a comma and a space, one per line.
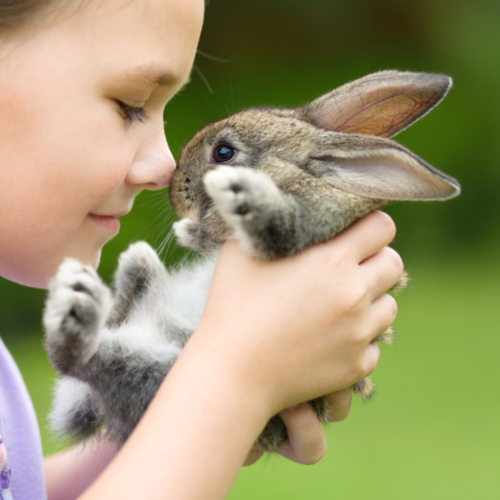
88, 213, 121, 233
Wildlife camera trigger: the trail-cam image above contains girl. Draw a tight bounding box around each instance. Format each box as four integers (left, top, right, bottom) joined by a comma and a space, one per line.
0, 0, 403, 498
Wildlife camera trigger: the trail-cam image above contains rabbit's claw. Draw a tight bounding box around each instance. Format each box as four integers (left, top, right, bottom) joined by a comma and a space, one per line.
43, 259, 112, 374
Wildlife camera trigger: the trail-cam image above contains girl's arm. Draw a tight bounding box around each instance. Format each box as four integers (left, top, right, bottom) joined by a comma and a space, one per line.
44, 440, 118, 500
51, 210, 402, 500
44, 396, 346, 498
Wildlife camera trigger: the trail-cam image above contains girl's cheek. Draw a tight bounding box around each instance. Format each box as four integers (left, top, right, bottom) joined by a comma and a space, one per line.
76, 140, 135, 200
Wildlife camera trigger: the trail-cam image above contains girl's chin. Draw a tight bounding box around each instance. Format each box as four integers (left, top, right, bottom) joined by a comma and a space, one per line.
44, 246, 103, 289
1, 232, 106, 289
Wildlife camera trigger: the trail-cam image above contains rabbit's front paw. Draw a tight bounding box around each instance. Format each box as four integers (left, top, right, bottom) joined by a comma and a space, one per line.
109, 242, 166, 327
43, 259, 112, 375
115, 242, 163, 288
204, 166, 279, 220
204, 167, 293, 256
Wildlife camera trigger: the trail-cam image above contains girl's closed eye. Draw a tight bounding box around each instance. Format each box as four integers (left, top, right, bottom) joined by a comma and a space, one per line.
117, 101, 149, 122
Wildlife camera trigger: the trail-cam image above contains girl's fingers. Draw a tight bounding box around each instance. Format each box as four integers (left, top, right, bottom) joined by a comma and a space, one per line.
369, 292, 398, 341
364, 340, 381, 375
324, 388, 352, 422
277, 403, 327, 465
361, 246, 405, 299
276, 389, 354, 464
334, 211, 397, 263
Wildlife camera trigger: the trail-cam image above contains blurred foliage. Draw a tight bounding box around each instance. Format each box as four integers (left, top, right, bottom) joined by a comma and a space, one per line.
1, 0, 500, 321
3, 0, 500, 328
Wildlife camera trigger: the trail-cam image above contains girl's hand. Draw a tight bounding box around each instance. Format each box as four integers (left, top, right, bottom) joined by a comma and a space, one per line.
203, 209, 402, 467
198, 210, 401, 417
244, 388, 352, 466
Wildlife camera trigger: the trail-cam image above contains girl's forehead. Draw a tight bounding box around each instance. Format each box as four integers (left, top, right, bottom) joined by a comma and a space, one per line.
1, 0, 203, 87
65, 0, 204, 41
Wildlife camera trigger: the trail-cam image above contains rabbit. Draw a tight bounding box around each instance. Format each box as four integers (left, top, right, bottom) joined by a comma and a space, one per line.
43, 70, 460, 453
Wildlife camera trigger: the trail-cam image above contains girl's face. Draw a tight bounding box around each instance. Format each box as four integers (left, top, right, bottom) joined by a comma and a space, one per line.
0, 0, 204, 288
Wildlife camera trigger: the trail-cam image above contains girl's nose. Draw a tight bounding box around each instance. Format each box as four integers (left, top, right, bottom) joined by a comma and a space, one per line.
126, 130, 175, 190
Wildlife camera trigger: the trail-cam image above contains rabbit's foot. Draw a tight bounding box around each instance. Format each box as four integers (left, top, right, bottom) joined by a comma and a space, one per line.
49, 377, 104, 442
256, 414, 288, 453
109, 242, 166, 326
256, 396, 330, 453
353, 377, 375, 400
374, 325, 396, 345
354, 328, 395, 399
173, 218, 222, 254
43, 258, 112, 375
391, 270, 409, 293
204, 166, 294, 257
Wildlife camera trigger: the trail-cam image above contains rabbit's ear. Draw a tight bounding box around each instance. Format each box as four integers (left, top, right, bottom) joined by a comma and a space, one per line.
307, 136, 460, 201
300, 71, 452, 138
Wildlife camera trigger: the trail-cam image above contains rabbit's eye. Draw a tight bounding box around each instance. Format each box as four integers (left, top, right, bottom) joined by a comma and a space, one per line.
213, 145, 235, 163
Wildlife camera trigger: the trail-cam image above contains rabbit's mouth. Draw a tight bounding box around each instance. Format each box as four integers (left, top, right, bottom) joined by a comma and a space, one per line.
169, 174, 198, 218
170, 194, 199, 220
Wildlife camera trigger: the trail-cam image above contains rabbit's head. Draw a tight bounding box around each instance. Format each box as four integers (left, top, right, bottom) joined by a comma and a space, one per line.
170, 70, 460, 242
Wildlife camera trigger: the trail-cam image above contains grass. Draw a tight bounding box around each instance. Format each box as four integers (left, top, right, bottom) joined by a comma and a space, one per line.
3, 254, 500, 499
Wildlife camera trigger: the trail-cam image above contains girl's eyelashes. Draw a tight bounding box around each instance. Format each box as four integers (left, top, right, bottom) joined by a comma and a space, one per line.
116, 101, 149, 123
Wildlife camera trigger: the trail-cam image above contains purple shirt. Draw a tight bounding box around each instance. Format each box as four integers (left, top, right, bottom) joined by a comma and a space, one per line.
0, 339, 46, 500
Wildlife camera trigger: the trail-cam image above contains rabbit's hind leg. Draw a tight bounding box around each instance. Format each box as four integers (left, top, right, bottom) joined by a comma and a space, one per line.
43, 258, 112, 377
49, 377, 105, 442
353, 378, 376, 399
84, 341, 181, 445
204, 166, 297, 258
391, 270, 409, 293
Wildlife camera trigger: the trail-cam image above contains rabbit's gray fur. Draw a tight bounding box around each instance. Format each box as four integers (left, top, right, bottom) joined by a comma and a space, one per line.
43, 70, 460, 452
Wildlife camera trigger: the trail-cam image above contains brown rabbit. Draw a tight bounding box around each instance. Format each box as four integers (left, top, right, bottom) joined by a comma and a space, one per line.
170, 70, 459, 258
43, 70, 460, 453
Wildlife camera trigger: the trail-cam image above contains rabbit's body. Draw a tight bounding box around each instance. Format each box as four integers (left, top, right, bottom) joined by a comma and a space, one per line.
43, 71, 460, 452
45, 249, 217, 445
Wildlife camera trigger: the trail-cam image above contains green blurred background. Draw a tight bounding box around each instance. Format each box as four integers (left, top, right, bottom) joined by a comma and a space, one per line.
2, 0, 500, 498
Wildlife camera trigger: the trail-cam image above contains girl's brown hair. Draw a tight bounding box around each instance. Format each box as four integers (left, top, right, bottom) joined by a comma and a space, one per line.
1, 0, 209, 30
0, 0, 61, 28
